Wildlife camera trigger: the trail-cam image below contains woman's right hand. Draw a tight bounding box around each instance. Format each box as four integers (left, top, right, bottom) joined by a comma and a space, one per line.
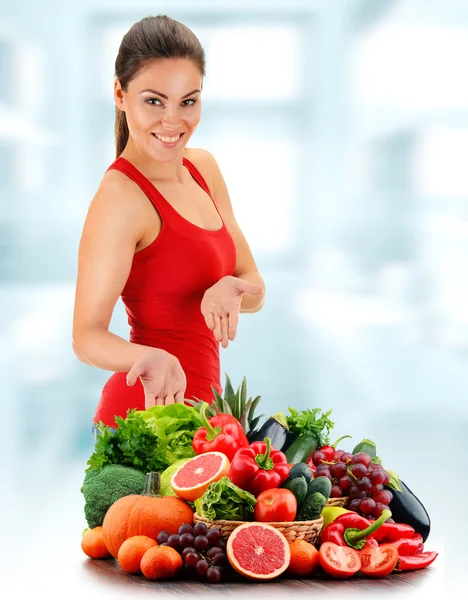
126, 348, 187, 408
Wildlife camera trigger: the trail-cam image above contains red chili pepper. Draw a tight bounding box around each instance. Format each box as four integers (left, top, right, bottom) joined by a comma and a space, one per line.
396, 551, 438, 571
192, 402, 249, 462
319, 509, 392, 550
391, 535, 424, 556
227, 437, 290, 496
318, 435, 353, 461
371, 521, 416, 543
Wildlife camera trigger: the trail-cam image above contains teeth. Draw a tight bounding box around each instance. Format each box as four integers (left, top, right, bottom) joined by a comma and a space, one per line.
155, 133, 181, 143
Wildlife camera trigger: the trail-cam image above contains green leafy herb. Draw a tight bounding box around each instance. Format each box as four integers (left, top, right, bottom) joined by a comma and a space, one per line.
286, 408, 335, 446
194, 476, 257, 521
86, 404, 202, 474
87, 410, 165, 473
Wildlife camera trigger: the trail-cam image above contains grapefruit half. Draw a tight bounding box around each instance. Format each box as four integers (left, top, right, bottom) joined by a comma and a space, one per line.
170, 451, 230, 501
226, 523, 291, 580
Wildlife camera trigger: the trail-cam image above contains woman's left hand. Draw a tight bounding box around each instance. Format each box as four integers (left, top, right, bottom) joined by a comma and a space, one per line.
201, 275, 263, 348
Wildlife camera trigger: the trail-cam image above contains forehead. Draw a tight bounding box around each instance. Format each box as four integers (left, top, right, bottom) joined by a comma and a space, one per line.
132, 58, 202, 89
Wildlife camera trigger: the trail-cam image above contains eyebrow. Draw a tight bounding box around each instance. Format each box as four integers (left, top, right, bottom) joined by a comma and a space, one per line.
139, 88, 201, 99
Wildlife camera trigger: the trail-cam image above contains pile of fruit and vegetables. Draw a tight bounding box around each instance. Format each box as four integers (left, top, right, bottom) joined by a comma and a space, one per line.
80, 374, 438, 583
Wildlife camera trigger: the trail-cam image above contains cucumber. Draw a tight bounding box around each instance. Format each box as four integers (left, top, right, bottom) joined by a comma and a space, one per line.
284, 434, 318, 464
307, 476, 332, 501
296, 491, 327, 521
288, 462, 313, 482
283, 477, 308, 505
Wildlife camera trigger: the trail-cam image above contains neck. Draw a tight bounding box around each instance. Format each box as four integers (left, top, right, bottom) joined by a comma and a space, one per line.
120, 139, 186, 183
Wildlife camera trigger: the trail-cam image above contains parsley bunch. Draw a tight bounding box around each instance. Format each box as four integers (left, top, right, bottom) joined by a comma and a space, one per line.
286, 407, 335, 446
86, 410, 166, 473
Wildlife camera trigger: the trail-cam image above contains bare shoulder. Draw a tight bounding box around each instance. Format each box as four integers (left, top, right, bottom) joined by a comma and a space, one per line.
82, 169, 148, 245
184, 147, 219, 189
184, 147, 230, 209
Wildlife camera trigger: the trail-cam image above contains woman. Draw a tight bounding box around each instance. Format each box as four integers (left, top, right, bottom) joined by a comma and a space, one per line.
72, 15, 266, 431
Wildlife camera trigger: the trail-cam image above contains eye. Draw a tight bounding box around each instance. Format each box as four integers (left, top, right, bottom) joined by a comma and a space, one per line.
183, 99, 197, 106
146, 98, 163, 106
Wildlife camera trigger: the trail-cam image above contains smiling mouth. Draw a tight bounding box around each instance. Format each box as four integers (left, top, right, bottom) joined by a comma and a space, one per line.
152, 132, 184, 143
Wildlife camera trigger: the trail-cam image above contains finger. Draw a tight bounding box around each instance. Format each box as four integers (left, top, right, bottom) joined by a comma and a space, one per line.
204, 311, 215, 330
175, 392, 185, 404
228, 311, 239, 341
220, 315, 229, 348
238, 282, 264, 296
126, 366, 141, 386
155, 395, 165, 406
164, 394, 176, 405
212, 313, 222, 342
144, 392, 156, 409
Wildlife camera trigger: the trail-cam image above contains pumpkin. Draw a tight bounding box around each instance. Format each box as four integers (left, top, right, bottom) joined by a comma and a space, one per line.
102, 471, 194, 558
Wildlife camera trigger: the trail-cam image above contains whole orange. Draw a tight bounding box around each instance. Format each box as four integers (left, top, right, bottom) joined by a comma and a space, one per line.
81, 526, 112, 559
117, 535, 157, 573
140, 545, 183, 580
286, 539, 320, 577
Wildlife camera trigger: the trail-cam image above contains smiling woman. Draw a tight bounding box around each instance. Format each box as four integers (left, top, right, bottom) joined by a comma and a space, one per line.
72, 15, 266, 431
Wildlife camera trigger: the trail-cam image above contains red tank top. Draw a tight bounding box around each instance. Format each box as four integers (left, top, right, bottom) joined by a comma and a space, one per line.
93, 155, 237, 428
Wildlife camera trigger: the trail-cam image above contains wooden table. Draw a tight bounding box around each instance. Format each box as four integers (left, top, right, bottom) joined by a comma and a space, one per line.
81, 550, 443, 597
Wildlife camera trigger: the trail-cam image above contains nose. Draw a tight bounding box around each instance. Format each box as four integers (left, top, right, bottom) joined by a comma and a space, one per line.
161, 104, 183, 129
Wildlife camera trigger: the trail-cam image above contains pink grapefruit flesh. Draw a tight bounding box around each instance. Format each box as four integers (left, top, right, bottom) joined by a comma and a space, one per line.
170, 451, 230, 501
226, 523, 291, 580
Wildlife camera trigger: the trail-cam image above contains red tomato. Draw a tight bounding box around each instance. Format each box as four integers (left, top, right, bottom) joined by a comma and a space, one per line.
319, 542, 361, 579
254, 488, 297, 522
360, 543, 399, 578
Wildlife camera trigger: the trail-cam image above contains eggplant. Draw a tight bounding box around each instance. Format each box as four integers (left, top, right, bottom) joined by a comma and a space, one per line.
385, 479, 431, 542
247, 412, 291, 450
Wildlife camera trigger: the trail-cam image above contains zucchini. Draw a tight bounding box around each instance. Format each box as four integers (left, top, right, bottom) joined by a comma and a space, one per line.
308, 476, 332, 501
283, 477, 308, 505
284, 434, 318, 464
296, 491, 327, 521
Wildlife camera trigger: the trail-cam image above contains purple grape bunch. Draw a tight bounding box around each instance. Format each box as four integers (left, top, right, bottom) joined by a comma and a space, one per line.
157, 522, 228, 582
311, 449, 394, 520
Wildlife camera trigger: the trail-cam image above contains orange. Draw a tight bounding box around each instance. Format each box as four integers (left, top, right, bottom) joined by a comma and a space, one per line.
117, 535, 157, 573
286, 539, 320, 577
140, 545, 183, 580
81, 526, 112, 559
171, 451, 230, 501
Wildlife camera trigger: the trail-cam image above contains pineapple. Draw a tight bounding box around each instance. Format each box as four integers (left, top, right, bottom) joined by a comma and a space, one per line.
186, 373, 263, 436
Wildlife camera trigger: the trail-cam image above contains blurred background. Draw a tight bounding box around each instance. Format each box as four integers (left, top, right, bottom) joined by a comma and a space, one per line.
1, 0, 456, 595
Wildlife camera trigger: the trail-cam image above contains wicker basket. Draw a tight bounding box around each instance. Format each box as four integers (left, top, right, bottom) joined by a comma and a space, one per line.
193, 513, 324, 546
325, 496, 349, 508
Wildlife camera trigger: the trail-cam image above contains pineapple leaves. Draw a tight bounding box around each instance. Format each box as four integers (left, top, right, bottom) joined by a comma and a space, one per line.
177, 374, 262, 436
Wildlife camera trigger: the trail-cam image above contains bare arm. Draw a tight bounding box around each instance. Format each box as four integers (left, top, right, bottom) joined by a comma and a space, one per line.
72, 174, 158, 372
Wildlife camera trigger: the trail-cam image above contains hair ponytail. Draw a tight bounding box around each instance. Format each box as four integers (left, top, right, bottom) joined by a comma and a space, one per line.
114, 107, 129, 158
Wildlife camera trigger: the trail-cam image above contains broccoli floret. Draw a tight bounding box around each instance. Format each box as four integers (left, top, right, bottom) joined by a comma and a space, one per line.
81, 464, 147, 528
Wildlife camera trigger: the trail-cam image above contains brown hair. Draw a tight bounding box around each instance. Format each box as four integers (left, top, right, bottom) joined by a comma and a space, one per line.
114, 15, 206, 157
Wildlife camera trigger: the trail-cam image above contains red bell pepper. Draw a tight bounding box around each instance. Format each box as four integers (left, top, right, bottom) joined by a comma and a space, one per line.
396, 551, 438, 571
192, 402, 249, 462
319, 509, 392, 550
391, 534, 424, 556
370, 520, 416, 543
227, 437, 290, 496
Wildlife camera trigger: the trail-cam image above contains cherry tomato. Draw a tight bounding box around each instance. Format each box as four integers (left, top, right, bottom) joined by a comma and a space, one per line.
360, 543, 399, 578
254, 488, 297, 522
318, 542, 361, 579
